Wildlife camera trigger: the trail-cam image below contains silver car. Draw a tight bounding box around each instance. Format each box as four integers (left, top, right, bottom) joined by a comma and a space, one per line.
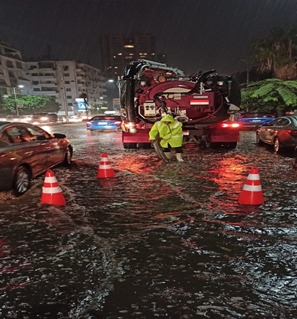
256, 115, 297, 153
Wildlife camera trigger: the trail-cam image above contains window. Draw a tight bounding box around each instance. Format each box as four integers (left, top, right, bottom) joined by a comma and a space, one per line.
26, 125, 50, 139
0, 131, 13, 146
5, 126, 29, 143
276, 118, 290, 126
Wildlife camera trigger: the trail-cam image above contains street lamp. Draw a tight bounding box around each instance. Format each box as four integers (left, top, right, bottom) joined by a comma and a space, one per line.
13, 85, 24, 116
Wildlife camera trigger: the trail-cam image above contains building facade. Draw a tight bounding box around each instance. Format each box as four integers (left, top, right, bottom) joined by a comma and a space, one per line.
25, 60, 107, 114
0, 40, 107, 115
0, 40, 29, 97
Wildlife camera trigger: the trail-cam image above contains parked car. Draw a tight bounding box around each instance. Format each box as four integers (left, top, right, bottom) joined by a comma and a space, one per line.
256, 115, 297, 153
237, 112, 275, 126
86, 115, 122, 131
0, 122, 73, 196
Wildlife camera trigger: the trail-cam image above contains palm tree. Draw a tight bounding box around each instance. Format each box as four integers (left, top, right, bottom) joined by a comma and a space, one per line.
251, 27, 297, 80
241, 79, 297, 115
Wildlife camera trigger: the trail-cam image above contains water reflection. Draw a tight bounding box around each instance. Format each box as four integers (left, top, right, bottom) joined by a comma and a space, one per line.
1, 129, 297, 318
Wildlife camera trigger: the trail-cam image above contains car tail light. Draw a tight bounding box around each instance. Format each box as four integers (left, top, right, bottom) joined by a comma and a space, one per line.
86, 121, 92, 125
219, 122, 241, 128
287, 130, 297, 136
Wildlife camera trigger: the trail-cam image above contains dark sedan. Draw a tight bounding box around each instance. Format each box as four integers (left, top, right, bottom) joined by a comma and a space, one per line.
0, 122, 73, 196
256, 115, 297, 153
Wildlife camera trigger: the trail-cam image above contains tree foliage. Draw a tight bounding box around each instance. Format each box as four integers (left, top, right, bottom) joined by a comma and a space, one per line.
0, 95, 59, 114
241, 79, 297, 115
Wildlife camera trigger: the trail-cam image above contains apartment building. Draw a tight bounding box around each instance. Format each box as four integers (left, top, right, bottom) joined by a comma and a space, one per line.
101, 33, 167, 80
25, 60, 107, 113
0, 40, 107, 114
0, 40, 29, 96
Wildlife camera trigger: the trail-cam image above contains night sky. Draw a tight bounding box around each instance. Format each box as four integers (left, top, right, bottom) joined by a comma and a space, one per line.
1, 0, 297, 75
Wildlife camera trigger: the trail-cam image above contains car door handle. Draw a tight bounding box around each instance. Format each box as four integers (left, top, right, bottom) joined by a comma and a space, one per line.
25, 151, 33, 156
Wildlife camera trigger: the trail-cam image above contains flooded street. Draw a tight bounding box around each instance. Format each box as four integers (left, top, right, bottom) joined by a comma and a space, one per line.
1, 123, 297, 319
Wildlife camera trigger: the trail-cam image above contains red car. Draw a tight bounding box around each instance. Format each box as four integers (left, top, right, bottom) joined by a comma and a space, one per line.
0, 122, 73, 196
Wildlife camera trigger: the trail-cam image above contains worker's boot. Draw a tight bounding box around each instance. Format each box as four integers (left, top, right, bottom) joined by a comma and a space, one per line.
176, 153, 184, 162
164, 152, 172, 161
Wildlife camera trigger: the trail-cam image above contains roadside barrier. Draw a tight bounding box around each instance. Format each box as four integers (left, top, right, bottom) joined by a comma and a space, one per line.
97, 153, 115, 178
41, 169, 66, 206
238, 167, 264, 205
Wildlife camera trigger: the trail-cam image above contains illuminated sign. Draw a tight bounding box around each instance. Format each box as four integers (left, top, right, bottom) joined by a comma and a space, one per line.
75, 98, 87, 110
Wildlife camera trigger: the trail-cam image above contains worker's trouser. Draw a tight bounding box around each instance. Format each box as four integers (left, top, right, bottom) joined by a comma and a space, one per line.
163, 145, 183, 153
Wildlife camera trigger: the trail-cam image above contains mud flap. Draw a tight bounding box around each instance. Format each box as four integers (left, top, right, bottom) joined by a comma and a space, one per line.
152, 139, 169, 163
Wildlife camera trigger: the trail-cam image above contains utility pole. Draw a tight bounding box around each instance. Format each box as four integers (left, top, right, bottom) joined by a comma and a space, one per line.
13, 85, 24, 116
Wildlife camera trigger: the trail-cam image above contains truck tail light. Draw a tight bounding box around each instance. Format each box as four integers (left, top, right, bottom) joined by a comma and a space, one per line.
219, 122, 241, 128
123, 122, 137, 133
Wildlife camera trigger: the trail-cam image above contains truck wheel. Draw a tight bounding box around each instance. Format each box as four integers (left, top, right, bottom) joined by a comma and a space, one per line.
210, 142, 237, 149
138, 143, 152, 149
226, 142, 237, 149
123, 143, 137, 149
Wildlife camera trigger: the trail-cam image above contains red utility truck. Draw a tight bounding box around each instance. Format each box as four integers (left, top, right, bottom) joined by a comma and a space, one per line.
119, 60, 241, 149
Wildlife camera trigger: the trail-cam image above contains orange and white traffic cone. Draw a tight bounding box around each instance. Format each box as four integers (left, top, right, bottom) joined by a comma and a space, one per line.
41, 169, 66, 206
238, 167, 264, 205
97, 153, 115, 178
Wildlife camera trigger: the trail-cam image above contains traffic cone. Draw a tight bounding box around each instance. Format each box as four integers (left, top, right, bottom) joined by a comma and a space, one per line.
238, 167, 264, 205
97, 153, 115, 178
41, 169, 66, 206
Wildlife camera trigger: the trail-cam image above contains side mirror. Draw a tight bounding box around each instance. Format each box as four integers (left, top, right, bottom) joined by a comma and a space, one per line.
53, 133, 66, 139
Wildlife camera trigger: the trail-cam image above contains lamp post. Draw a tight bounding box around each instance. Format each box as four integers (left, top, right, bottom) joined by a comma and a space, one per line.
13, 85, 24, 116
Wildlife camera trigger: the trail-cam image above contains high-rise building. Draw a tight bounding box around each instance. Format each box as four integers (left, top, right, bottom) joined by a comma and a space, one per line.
101, 34, 167, 80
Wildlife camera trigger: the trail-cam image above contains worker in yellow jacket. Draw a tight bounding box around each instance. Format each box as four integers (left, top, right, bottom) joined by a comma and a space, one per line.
149, 114, 184, 162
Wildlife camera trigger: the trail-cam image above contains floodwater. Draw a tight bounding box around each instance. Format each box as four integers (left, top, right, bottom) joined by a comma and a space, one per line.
0, 124, 297, 319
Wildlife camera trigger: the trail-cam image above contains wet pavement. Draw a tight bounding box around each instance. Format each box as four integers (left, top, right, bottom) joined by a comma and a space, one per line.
0, 123, 297, 319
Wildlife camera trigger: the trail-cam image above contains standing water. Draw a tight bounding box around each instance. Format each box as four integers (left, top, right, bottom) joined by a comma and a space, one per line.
0, 127, 297, 319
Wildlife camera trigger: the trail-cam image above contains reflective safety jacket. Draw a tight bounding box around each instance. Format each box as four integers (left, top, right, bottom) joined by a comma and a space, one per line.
149, 114, 183, 148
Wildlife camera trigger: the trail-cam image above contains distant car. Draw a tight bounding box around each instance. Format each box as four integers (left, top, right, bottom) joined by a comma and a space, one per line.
0, 122, 73, 196
86, 115, 122, 131
237, 113, 275, 126
31, 113, 58, 124
256, 115, 297, 153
